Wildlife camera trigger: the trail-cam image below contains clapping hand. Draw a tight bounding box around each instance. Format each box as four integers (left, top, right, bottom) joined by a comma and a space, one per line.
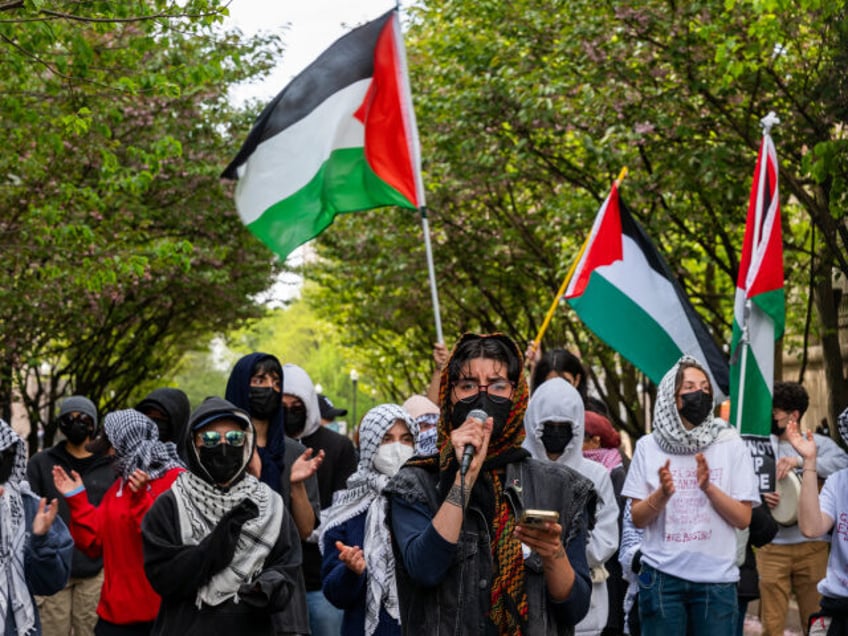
335, 540, 366, 575
658, 459, 676, 497
52, 465, 83, 496
32, 497, 60, 536
290, 448, 324, 484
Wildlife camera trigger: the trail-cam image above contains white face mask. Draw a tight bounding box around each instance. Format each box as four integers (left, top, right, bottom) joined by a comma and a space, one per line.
372, 441, 415, 477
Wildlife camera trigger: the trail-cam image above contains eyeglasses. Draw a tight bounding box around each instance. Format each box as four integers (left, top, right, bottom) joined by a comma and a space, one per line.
196, 430, 247, 448
452, 379, 515, 403
60, 414, 94, 428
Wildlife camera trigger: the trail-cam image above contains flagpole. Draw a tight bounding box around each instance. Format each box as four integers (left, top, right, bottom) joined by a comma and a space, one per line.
419, 206, 444, 343
733, 112, 779, 430
530, 167, 628, 354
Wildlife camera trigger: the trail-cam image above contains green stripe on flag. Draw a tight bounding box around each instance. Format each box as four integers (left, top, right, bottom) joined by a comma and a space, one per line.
752, 288, 786, 339
247, 147, 413, 260
567, 273, 684, 385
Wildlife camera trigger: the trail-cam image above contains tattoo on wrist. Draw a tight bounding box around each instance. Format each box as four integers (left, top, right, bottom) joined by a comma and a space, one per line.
445, 484, 467, 509
554, 545, 566, 560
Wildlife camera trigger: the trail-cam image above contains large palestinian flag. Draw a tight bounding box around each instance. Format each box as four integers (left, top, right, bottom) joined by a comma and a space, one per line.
565, 183, 730, 398
222, 10, 423, 261
729, 119, 785, 435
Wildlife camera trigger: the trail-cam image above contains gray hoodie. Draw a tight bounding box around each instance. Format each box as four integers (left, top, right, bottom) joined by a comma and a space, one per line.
524, 378, 620, 636
282, 364, 322, 440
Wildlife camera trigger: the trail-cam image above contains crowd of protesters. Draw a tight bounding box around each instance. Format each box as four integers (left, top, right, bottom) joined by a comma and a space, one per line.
3, 334, 847, 636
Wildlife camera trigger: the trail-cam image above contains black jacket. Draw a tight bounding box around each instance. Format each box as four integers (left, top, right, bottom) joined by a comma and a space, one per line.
26, 442, 114, 578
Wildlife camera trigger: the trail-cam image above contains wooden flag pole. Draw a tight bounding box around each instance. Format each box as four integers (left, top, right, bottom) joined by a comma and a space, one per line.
529, 167, 628, 355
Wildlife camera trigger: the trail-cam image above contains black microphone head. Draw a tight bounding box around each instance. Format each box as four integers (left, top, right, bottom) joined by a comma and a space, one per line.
468, 409, 488, 423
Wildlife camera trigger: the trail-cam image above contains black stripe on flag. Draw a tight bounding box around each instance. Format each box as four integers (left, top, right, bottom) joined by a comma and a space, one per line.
619, 199, 730, 395
222, 10, 395, 179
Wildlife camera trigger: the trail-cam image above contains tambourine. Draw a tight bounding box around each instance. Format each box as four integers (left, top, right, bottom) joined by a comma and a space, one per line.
772, 470, 801, 526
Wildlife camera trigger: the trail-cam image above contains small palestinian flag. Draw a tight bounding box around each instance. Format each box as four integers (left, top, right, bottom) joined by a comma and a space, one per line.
565, 182, 730, 399
222, 10, 423, 261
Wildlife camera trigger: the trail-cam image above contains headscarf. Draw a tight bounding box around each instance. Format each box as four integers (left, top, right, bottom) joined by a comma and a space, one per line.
104, 410, 184, 492
407, 333, 531, 634
402, 395, 439, 455
837, 407, 848, 448
582, 411, 623, 472
651, 356, 728, 455
320, 404, 417, 636
172, 397, 284, 608
0, 421, 37, 634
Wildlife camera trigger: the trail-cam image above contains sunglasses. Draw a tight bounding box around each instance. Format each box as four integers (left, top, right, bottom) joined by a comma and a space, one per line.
60, 414, 94, 428
196, 430, 247, 448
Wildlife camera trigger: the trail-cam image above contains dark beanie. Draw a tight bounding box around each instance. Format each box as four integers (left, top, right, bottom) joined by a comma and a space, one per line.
58, 396, 98, 425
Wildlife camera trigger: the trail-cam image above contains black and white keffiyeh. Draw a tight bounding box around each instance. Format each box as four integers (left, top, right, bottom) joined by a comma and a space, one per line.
838, 407, 848, 448
651, 356, 728, 455
0, 421, 37, 635
104, 409, 183, 488
319, 404, 417, 636
171, 471, 283, 607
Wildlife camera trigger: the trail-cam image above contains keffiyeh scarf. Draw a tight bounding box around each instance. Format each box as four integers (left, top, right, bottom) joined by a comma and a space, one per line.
320, 404, 416, 636
407, 333, 531, 634
651, 356, 727, 455
104, 410, 184, 491
0, 421, 37, 635
838, 407, 848, 448
583, 447, 623, 472
171, 472, 283, 607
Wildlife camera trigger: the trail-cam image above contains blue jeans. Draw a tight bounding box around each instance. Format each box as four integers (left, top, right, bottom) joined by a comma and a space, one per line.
306, 589, 344, 636
638, 564, 738, 636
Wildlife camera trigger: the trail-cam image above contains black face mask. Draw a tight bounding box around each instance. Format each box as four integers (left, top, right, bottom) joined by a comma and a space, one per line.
60, 418, 94, 446
540, 422, 574, 455
771, 418, 787, 436
283, 406, 308, 438
0, 447, 17, 484
149, 417, 172, 443
679, 390, 714, 425
198, 445, 244, 485
248, 386, 281, 421
451, 393, 512, 440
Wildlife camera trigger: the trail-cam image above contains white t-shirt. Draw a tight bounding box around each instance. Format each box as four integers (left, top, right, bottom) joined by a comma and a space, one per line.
817, 468, 848, 599
621, 431, 760, 583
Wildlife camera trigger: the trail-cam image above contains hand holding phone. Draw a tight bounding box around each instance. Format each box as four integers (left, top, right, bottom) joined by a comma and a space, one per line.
518, 509, 560, 528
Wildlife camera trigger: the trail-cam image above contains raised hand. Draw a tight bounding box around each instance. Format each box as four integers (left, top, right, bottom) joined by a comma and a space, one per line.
335, 540, 366, 575
658, 459, 675, 497
786, 420, 817, 463
32, 497, 59, 536
433, 342, 449, 372
52, 465, 83, 496
127, 469, 150, 493
290, 447, 324, 484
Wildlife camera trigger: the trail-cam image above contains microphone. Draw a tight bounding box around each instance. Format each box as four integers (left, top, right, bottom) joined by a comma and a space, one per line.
460, 409, 488, 476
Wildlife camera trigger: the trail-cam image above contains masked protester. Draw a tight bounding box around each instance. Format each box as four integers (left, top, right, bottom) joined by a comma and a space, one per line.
621, 356, 760, 635
26, 396, 114, 636
135, 388, 191, 457
141, 397, 309, 635
1, 420, 74, 636
402, 395, 440, 456
385, 333, 595, 636
283, 364, 356, 636
319, 405, 418, 636
523, 378, 620, 636
52, 410, 184, 636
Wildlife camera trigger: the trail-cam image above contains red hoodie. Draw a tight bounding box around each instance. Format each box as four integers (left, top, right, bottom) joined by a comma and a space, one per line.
66, 467, 183, 625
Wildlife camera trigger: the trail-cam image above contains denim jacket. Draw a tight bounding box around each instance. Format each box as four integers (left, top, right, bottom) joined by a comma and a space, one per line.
386, 458, 595, 636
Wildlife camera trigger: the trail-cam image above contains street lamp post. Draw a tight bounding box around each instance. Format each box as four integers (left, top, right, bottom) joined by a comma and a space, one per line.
350, 369, 359, 430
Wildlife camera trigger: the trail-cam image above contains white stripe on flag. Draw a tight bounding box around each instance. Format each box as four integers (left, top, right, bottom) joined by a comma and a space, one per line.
234, 80, 370, 224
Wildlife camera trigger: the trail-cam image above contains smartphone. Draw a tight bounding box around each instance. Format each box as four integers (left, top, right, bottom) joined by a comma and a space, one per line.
518, 509, 560, 527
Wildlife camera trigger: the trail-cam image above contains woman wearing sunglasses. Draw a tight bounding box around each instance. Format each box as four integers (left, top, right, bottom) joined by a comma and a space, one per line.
52, 410, 184, 636
140, 397, 309, 635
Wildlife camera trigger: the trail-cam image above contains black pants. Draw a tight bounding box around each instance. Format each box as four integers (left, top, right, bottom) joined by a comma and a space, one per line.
94, 618, 154, 636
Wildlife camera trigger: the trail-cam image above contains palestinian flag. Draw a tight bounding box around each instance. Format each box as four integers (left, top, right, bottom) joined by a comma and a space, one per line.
222, 10, 423, 261
565, 183, 730, 399
729, 118, 785, 435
